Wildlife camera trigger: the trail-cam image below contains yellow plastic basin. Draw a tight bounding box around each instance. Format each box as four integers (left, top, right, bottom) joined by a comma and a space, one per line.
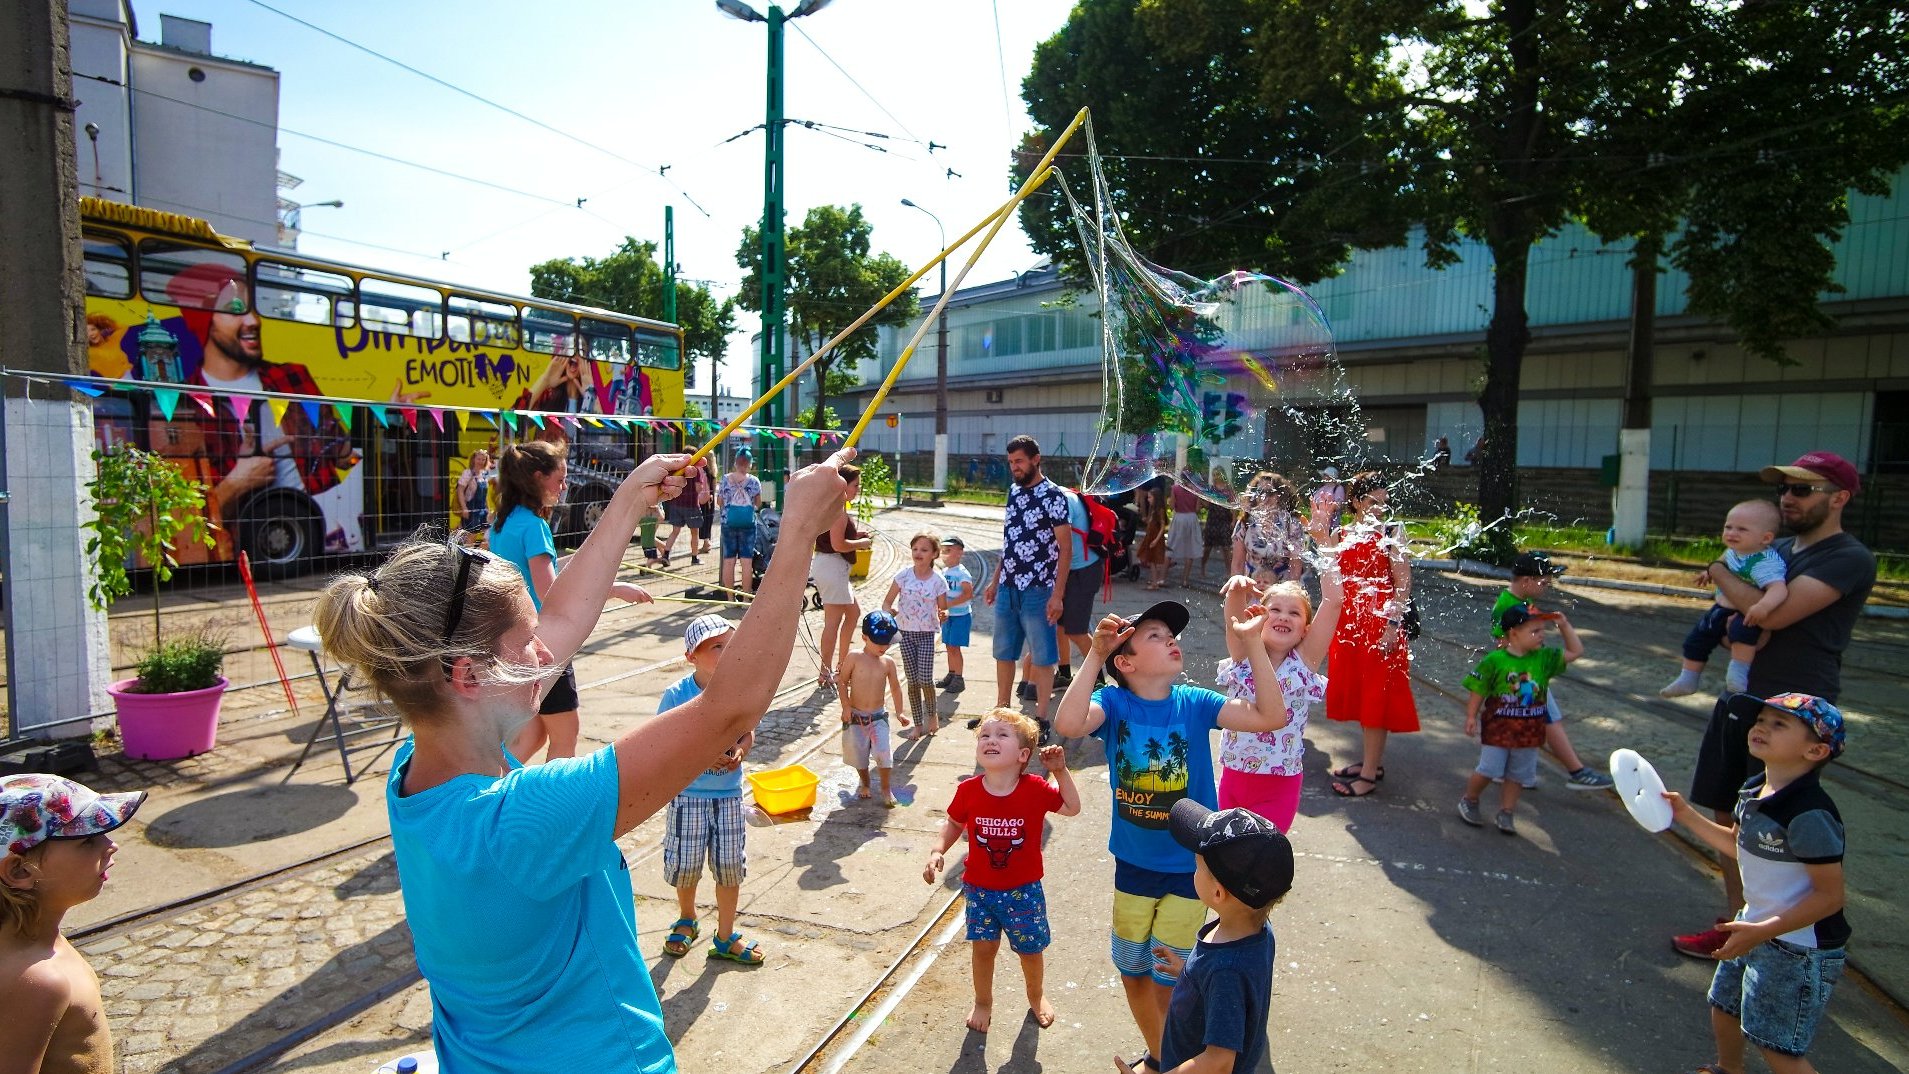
747, 763, 820, 815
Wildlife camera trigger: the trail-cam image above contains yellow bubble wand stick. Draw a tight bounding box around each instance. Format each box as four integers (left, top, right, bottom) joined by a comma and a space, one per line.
843, 109, 1090, 450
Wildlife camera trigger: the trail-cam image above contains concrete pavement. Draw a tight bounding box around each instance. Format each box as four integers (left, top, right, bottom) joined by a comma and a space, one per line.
45, 502, 1908, 1072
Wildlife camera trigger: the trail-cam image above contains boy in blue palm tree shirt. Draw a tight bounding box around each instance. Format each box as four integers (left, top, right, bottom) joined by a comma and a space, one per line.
1055, 597, 1286, 1074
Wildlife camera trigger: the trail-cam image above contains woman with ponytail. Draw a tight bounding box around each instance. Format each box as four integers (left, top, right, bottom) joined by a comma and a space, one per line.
314, 447, 855, 1073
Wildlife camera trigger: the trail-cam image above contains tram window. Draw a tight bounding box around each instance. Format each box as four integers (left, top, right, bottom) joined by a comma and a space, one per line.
581, 318, 631, 363
360, 276, 444, 339
449, 294, 521, 348
140, 241, 249, 311
255, 261, 354, 326
636, 332, 682, 369
523, 305, 577, 355
83, 232, 134, 298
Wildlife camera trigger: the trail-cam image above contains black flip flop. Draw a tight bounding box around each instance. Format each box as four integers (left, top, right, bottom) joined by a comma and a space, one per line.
1126, 1054, 1158, 1074
1330, 764, 1384, 782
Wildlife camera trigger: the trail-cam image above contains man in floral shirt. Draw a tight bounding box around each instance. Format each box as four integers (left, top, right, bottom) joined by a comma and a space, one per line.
984, 435, 1072, 729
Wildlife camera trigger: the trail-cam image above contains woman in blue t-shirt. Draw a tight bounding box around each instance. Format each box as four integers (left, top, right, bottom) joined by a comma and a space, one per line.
489, 440, 653, 764
312, 448, 855, 1074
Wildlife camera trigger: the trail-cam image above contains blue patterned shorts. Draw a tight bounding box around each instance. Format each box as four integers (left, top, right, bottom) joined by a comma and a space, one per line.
964, 879, 1051, 954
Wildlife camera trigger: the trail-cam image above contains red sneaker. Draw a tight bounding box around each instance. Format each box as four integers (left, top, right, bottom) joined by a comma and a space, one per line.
1672, 920, 1730, 959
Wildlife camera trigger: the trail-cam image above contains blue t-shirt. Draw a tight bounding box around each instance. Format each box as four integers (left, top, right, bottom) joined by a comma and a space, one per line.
1066, 490, 1100, 572
385, 741, 674, 1074
660, 674, 744, 798
942, 562, 975, 617
490, 505, 558, 611
1090, 684, 1225, 874
1158, 920, 1275, 1072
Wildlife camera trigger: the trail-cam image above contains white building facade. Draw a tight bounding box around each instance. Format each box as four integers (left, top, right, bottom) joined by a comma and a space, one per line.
70, 3, 281, 245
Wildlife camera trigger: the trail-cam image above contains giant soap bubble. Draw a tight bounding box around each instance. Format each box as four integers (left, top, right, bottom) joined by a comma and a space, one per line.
1079, 257, 1352, 511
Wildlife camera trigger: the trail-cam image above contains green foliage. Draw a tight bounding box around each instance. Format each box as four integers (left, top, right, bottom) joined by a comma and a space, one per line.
527, 237, 737, 384
681, 400, 704, 419
127, 631, 225, 694
1422, 503, 1516, 567
854, 453, 895, 523
736, 204, 920, 429
83, 446, 217, 613
1020, 0, 1909, 525
793, 404, 843, 430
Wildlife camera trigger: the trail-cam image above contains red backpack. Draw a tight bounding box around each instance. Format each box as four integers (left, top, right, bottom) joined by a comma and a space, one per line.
1071, 489, 1123, 600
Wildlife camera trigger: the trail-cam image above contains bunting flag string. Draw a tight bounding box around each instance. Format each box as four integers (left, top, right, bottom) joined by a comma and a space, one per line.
369, 404, 389, 427
401, 408, 418, 432
335, 404, 354, 433
187, 392, 215, 417
429, 408, 446, 432
153, 388, 179, 421
300, 401, 322, 429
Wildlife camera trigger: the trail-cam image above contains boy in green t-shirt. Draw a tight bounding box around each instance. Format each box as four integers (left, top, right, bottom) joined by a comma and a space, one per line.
1491, 552, 1613, 791
1460, 604, 1586, 835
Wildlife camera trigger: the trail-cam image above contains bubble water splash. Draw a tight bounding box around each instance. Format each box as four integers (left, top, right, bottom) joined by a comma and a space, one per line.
1054, 120, 1366, 510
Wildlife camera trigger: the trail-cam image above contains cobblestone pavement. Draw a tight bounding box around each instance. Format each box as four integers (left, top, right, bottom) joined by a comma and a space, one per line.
55, 504, 1909, 1072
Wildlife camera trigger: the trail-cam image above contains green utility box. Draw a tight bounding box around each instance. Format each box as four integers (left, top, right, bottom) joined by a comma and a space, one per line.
1599, 454, 1622, 488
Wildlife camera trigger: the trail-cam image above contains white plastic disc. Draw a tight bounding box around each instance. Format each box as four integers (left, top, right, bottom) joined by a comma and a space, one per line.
1610, 748, 1673, 833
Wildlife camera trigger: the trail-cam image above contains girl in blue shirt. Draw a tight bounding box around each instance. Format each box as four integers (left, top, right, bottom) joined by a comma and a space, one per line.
313, 447, 856, 1074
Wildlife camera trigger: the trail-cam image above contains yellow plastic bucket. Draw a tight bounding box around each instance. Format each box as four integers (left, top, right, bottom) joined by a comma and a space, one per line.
747, 763, 820, 815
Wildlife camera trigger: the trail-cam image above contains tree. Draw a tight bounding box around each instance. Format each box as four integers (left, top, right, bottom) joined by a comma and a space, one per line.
1019, 0, 1909, 532
528, 237, 736, 388
736, 204, 920, 431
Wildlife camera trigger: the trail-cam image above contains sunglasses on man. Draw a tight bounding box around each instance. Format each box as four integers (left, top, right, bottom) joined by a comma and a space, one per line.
1774, 482, 1833, 498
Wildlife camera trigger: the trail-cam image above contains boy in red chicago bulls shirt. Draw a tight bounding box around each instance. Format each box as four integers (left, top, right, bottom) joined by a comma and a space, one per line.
924, 708, 1082, 1033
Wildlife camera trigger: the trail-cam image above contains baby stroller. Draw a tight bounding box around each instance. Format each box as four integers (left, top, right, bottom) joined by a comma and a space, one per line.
749, 508, 824, 608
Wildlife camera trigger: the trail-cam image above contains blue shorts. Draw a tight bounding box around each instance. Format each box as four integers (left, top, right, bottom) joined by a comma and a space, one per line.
1709, 938, 1846, 1057
721, 524, 757, 560
991, 584, 1059, 666
964, 879, 1050, 954
942, 614, 971, 648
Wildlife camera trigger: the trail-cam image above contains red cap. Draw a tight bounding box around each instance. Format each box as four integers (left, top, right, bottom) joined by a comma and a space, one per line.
1760, 451, 1860, 496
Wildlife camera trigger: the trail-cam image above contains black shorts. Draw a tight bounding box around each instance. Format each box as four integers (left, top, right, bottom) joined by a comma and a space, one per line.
1059, 562, 1102, 635
1689, 693, 1762, 812
539, 663, 580, 715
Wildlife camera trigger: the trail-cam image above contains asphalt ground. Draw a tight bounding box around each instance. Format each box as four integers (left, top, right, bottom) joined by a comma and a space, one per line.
44, 501, 1909, 1073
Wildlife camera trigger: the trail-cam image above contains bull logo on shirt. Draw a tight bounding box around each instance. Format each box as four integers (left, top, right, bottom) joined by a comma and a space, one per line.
975, 830, 1026, 869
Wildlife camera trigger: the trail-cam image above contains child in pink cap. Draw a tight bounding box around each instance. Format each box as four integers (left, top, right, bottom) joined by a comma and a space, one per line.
1, 773, 147, 1071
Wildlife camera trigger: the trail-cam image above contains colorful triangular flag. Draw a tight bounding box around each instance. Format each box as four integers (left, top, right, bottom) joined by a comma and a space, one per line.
401, 408, 418, 432
335, 405, 353, 433
153, 389, 179, 421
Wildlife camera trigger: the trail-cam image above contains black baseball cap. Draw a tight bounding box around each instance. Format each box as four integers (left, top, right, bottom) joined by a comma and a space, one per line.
1168, 799, 1293, 909
1511, 551, 1565, 577
1104, 600, 1190, 689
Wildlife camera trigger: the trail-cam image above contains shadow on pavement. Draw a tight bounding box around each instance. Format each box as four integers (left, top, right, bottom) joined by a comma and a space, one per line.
143, 782, 360, 848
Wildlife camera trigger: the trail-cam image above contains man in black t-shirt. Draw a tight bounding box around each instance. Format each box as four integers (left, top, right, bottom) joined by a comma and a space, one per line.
1674, 451, 1874, 959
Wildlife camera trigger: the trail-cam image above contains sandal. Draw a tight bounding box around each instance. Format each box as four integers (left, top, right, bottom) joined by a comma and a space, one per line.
1331, 776, 1380, 798
662, 918, 699, 958
1330, 763, 1384, 782
1125, 1053, 1158, 1074
709, 932, 765, 966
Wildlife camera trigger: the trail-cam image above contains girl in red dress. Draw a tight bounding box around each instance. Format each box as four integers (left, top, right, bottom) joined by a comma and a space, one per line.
1324, 472, 1419, 796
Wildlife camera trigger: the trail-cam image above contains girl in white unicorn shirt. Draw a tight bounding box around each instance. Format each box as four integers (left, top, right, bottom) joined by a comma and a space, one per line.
1214, 569, 1343, 831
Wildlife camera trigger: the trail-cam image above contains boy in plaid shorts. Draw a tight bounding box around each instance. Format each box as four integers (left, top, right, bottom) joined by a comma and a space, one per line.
923, 709, 1080, 1032
658, 615, 764, 965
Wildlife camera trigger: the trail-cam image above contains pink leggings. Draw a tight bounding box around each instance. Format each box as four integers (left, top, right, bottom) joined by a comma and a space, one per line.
1217, 768, 1303, 833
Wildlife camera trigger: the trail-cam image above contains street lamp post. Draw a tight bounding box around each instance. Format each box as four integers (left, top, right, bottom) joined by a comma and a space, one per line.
719, 0, 831, 499
279, 198, 343, 247
900, 198, 949, 491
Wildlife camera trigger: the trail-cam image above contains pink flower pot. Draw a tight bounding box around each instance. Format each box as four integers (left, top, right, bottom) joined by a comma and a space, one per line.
108, 677, 227, 760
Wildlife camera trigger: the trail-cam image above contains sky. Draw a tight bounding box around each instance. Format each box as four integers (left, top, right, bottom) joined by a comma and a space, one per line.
125, 0, 1080, 396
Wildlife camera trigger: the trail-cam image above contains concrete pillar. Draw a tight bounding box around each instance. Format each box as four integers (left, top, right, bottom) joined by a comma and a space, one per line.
1, 0, 114, 738
1613, 427, 1651, 549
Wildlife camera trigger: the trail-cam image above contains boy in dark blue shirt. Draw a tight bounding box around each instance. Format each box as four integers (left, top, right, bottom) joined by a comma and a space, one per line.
1115, 799, 1292, 1074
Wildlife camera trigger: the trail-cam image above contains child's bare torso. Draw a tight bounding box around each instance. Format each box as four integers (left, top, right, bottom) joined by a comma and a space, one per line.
1, 935, 114, 1074
842, 649, 894, 713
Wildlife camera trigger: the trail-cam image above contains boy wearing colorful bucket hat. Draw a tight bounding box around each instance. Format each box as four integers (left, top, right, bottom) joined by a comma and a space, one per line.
2, 774, 147, 1070
1114, 799, 1291, 1074
656, 615, 763, 966
1665, 693, 1849, 1074
1054, 598, 1288, 1074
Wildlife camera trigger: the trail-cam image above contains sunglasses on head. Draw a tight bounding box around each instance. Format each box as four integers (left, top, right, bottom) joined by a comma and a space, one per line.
441, 543, 491, 676
1775, 482, 1831, 498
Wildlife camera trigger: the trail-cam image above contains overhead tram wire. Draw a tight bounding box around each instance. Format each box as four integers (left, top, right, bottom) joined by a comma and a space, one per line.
240, 0, 711, 217
786, 21, 929, 149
